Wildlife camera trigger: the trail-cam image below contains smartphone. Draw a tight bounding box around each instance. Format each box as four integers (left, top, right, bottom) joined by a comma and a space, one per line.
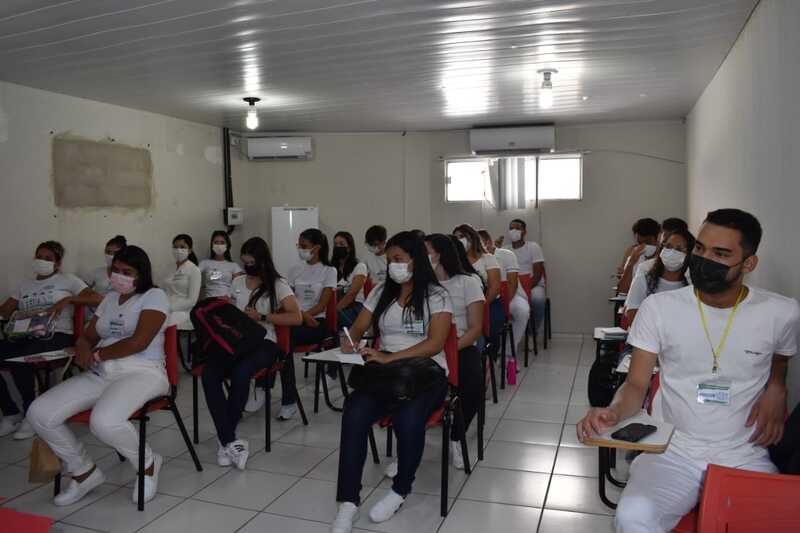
611, 423, 657, 442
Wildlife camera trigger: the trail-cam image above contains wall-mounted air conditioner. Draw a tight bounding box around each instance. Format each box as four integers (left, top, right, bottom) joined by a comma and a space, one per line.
469, 126, 555, 155
239, 136, 313, 160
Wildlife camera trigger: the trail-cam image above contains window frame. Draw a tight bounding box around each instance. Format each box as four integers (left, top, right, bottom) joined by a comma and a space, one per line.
528, 153, 583, 203
444, 157, 490, 204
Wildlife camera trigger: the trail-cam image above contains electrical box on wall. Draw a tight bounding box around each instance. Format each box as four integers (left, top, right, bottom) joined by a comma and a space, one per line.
224, 207, 244, 226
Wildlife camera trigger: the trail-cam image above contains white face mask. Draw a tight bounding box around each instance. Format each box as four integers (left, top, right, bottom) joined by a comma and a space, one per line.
459, 238, 470, 252
33, 259, 55, 277
298, 248, 313, 262
508, 229, 522, 242
660, 248, 687, 272
388, 262, 413, 284
212, 244, 227, 256
104, 253, 115, 267
366, 244, 381, 255
643, 244, 658, 258
173, 248, 190, 262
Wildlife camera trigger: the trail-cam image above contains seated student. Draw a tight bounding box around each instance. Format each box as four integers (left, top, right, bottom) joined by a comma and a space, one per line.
617, 218, 661, 294
632, 217, 689, 278
624, 228, 694, 325
333, 231, 368, 328
0, 241, 99, 440
199, 230, 243, 299
331, 231, 453, 533
203, 237, 302, 470
453, 224, 501, 341
577, 209, 800, 533
85, 235, 128, 298
27, 246, 172, 507
162, 234, 201, 326
364, 225, 388, 284
275, 228, 337, 420
478, 229, 530, 356
505, 219, 548, 336
425, 233, 484, 470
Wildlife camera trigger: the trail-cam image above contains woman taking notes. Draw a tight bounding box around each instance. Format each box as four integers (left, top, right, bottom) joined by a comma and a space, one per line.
199, 230, 243, 299
331, 231, 453, 533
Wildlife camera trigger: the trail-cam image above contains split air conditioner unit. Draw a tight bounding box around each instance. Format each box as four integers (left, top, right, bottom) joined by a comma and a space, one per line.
239, 136, 313, 161
469, 126, 555, 155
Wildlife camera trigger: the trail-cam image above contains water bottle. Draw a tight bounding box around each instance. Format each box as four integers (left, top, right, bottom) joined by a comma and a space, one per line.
507, 358, 517, 385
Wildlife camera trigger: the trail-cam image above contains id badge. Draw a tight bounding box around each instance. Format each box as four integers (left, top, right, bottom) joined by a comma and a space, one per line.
300, 284, 318, 307
697, 377, 732, 405
403, 319, 425, 336
109, 319, 125, 337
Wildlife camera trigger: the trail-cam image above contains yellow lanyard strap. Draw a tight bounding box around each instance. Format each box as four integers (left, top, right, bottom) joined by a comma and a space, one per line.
695, 287, 746, 374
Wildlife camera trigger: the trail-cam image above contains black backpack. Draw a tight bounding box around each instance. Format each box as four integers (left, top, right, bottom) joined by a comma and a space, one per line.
189, 297, 268, 365
587, 343, 626, 407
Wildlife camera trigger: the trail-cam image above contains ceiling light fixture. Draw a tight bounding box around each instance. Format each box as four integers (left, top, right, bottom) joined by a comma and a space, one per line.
537, 68, 558, 109
582, 95, 589, 101
243, 97, 261, 130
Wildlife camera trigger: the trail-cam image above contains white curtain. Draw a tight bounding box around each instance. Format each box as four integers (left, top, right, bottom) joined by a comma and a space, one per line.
488, 157, 526, 211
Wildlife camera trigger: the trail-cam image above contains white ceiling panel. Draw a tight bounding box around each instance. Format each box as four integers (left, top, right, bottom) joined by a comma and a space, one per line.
0, 0, 757, 131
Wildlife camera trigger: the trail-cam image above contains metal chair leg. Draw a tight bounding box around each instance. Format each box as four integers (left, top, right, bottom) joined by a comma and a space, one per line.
441, 409, 451, 518
485, 349, 498, 404
192, 374, 199, 444
137, 415, 147, 511
386, 426, 394, 457
265, 382, 271, 452
171, 402, 202, 472
368, 428, 380, 465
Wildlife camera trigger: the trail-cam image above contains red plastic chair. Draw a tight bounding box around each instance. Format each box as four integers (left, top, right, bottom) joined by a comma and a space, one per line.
363, 276, 374, 297
481, 300, 498, 405
56, 326, 202, 511
72, 304, 86, 342
518, 274, 539, 364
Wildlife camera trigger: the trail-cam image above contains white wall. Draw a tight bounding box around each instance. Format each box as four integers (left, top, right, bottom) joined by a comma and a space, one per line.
686, 0, 800, 408
0, 81, 225, 296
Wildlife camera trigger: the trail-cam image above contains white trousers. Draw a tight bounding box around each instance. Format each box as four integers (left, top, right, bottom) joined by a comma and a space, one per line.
615, 448, 777, 533
507, 294, 530, 355
27, 357, 169, 476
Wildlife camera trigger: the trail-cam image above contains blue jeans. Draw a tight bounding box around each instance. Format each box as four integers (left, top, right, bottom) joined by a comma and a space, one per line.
488, 298, 506, 349
451, 345, 482, 441
530, 286, 546, 334
336, 375, 448, 504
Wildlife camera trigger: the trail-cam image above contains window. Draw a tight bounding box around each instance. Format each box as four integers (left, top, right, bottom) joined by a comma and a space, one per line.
445, 159, 488, 202
524, 154, 582, 201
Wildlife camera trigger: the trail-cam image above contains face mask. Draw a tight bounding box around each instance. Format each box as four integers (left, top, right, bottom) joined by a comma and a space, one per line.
689, 254, 742, 294
388, 262, 413, 284
32, 259, 55, 277
244, 264, 260, 277
212, 244, 227, 256
110, 272, 136, 295
173, 248, 190, 262
660, 248, 686, 272
104, 254, 115, 267
643, 244, 657, 257
366, 244, 380, 255
459, 238, 470, 252
331, 246, 348, 263
298, 248, 313, 262
428, 254, 439, 269
509, 229, 522, 242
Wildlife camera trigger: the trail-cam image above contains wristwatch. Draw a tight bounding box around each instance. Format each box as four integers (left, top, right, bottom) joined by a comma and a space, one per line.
259, 314, 268, 322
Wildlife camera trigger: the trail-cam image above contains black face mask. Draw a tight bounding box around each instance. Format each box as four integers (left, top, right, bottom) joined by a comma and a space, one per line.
689, 254, 742, 294
331, 246, 349, 263
244, 264, 260, 277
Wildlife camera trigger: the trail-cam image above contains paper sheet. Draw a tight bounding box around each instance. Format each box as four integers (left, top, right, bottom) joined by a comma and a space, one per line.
12, 318, 31, 333
337, 352, 366, 366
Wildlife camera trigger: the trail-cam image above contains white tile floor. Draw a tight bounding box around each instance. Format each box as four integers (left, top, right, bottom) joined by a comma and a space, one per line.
0, 334, 624, 532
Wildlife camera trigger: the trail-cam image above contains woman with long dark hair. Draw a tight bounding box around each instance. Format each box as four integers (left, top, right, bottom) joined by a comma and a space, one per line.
202, 237, 302, 469
162, 233, 201, 326
199, 230, 243, 299
624, 228, 695, 325
27, 246, 171, 506
333, 231, 368, 328
331, 231, 453, 532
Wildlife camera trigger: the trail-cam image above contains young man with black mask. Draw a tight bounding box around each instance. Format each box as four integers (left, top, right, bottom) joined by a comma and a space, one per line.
578, 209, 799, 533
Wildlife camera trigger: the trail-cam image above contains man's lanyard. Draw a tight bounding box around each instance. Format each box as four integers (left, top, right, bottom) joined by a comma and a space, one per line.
695, 286, 746, 374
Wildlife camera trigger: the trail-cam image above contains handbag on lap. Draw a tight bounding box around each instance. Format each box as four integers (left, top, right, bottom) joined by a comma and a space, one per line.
347, 355, 445, 402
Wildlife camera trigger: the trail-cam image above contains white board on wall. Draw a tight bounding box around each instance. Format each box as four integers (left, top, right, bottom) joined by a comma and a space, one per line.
271, 206, 319, 278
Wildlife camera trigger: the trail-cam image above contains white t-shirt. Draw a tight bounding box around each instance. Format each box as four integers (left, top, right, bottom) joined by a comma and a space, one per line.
364, 251, 387, 284
86, 266, 113, 297
337, 262, 368, 304
624, 271, 687, 311
14, 273, 88, 335
288, 262, 338, 318
363, 283, 453, 373
508, 241, 546, 287
627, 285, 800, 466
492, 248, 526, 299
440, 274, 485, 339
229, 275, 295, 343
199, 259, 243, 299
162, 261, 202, 313
471, 254, 500, 286
94, 288, 171, 361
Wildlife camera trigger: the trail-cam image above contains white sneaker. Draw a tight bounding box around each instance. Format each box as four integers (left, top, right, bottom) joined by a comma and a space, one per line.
217, 442, 232, 467
451, 441, 465, 470
13, 419, 35, 440
225, 439, 249, 470
384, 460, 398, 478
331, 502, 359, 533
54, 467, 106, 506
132, 453, 163, 505
244, 386, 267, 413
0, 414, 23, 437
369, 490, 405, 523
277, 403, 297, 421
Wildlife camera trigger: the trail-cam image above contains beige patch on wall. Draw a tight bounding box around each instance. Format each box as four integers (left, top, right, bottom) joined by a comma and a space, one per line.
52, 137, 153, 208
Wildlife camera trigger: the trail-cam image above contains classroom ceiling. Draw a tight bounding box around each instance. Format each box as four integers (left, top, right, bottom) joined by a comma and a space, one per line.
0, 0, 757, 132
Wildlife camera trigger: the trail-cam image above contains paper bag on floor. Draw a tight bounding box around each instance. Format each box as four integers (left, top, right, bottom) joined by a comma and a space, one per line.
29, 437, 61, 483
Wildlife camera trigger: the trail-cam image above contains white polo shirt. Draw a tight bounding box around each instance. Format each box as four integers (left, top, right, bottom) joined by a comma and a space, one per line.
337, 262, 368, 304
627, 285, 800, 467
440, 274, 485, 338
364, 251, 387, 284
624, 271, 687, 311
508, 241, 546, 288
229, 276, 295, 343
14, 273, 88, 335
95, 288, 170, 361
288, 262, 337, 318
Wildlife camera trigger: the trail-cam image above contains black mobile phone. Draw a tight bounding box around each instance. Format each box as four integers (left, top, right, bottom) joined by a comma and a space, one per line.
611, 423, 657, 442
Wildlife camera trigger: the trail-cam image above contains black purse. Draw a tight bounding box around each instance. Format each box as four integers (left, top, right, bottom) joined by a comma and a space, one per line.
347, 354, 445, 402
